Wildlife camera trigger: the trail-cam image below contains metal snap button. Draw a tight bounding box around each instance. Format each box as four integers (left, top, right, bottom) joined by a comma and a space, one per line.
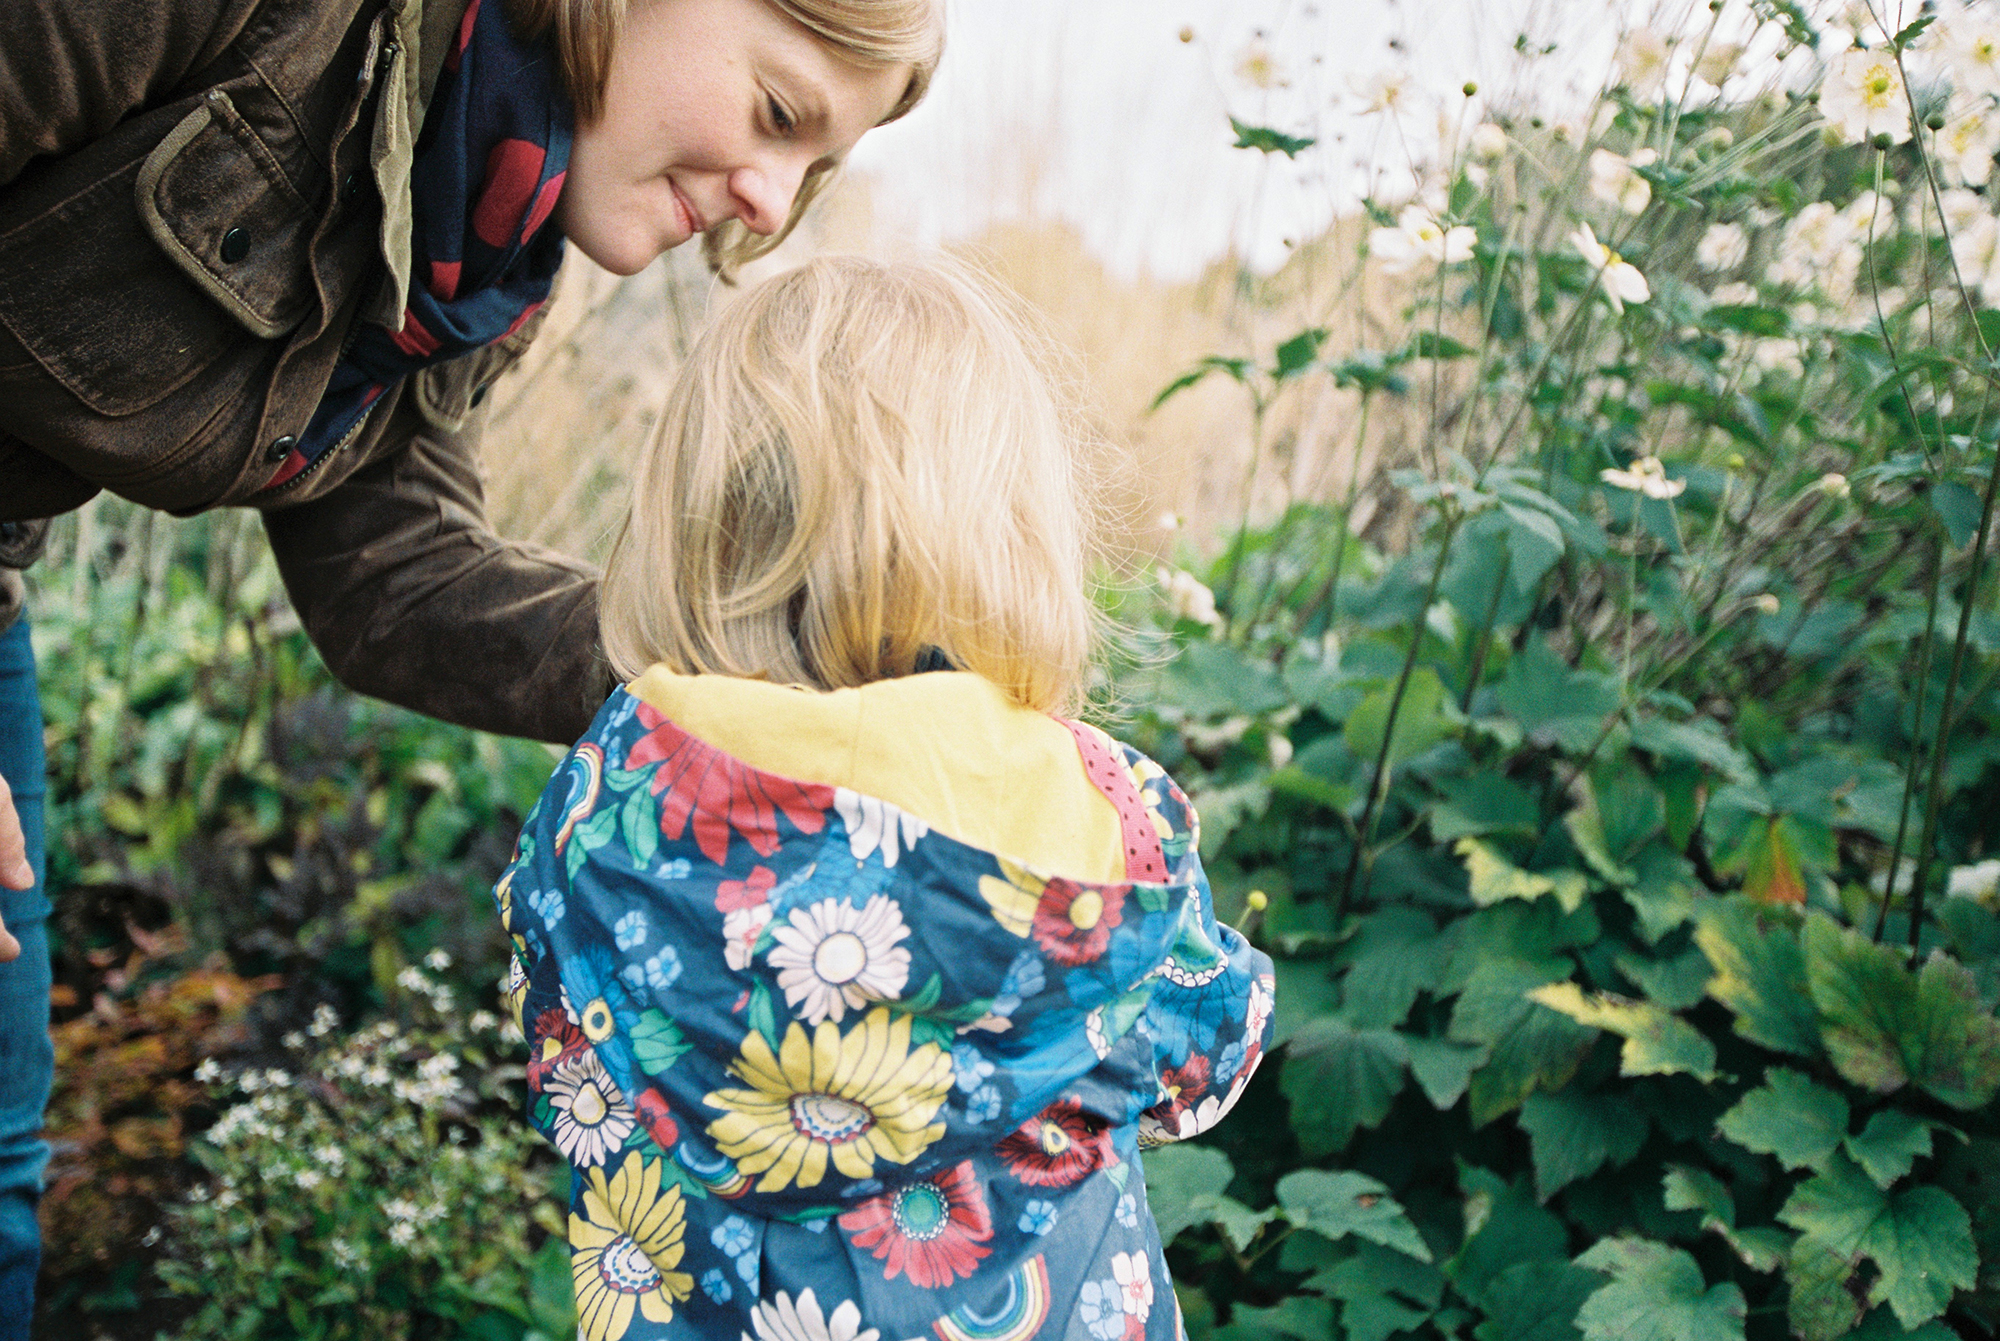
220, 228, 250, 264
265, 435, 298, 464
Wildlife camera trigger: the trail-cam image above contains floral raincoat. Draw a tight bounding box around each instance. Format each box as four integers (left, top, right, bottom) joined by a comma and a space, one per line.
493, 673, 1275, 1341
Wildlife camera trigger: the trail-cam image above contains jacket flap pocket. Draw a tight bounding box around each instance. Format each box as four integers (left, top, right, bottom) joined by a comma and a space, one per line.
137, 91, 316, 339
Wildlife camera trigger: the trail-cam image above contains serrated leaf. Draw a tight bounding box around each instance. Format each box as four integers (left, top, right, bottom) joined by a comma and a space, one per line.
1518, 1090, 1649, 1200
1142, 1143, 1235, 1244
1431, 773, 1541, 842
1472, 1259, 1597, 1341
1451, 960, 1598, 1126
1280, 1018, 1408, 1157
1663, 1168, 1785, 1271
1630, 717, 1755, 783
1459, 838, 1590, 915
1317, 1243, 1445, 1341
1844, 1109, 1940, 1188
1564, 777, 1638, 887
1785, 1236, 1862, 1341
1616, 945, 1712, 1011
1407, 1035, 1486, 1110
1226, 1298, 1334, 1340
1277, 1169, 1433, 1261
1803, 915, 2000, 1108
1695, 900, 1820, 1057
1715, 1067, 1849, 1172
1347, 667, 1456, 771
1527, 982, 1718, 1082
1337, 905, 1448, 1029
1574, 1239, 1747, 1341
1450, 1166, 1572, 1301
1779, 1151, 1978, 1328
1229, 116, 1316, 156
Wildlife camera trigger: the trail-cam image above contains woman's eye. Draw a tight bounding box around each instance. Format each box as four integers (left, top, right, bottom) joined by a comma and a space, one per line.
767, 96, 794, 134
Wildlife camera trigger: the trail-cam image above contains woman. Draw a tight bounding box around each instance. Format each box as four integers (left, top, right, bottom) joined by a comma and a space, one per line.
0, 0, 943, 1325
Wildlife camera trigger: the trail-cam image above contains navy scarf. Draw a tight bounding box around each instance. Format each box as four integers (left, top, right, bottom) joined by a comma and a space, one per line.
268, 0, 572, 490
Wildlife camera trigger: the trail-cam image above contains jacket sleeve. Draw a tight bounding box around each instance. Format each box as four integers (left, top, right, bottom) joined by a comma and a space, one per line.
261, 392, 615, 745
0, 0, 259, 189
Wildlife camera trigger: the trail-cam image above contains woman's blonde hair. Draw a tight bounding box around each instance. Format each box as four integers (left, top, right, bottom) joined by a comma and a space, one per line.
508, 0, 944, 276
600, 254, 1103, 713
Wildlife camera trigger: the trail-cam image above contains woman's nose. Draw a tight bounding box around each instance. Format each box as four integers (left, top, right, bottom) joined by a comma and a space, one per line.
728, 156, 811, 236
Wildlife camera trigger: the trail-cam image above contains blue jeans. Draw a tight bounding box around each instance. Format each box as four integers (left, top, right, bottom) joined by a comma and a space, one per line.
0, 616, 49, 1339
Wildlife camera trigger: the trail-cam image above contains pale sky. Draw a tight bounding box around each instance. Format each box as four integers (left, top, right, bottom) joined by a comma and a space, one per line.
844, 0, 1794, 280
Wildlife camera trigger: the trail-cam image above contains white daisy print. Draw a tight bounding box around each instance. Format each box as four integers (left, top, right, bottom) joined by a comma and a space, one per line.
765, 895, 912, 1023
834, 789, 930, 868
723, 904, 773, 972
744, 1288, 880, 1341
544, 1050, 636, 1167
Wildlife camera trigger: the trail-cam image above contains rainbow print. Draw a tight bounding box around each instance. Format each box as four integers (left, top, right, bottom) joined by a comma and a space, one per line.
934, 1255, 1051, 1341
551, 743, 604, 853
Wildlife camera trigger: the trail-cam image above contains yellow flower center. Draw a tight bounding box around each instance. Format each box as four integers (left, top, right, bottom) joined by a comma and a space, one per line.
581, 998, 615, 1043
1068, 891, 1105, 931
812, 932, 869, 985
1039, 1120, 1073, 1156
572, 1081, 609, 1127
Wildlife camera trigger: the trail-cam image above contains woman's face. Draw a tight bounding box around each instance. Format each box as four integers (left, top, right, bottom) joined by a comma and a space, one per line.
556, 0, 912, 276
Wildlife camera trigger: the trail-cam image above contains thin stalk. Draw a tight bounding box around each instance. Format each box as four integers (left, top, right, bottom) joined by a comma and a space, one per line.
1335, 511, 1465, 921
1876, 532, 1944, 943
1459, 549, 1513, 718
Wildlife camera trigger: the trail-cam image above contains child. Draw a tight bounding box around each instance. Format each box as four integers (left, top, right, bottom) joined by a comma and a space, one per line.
493, 256, 1274, 1341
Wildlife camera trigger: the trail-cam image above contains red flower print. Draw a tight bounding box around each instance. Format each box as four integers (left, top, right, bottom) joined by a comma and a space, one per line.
627, 703, 833, 865
997, 1099, 1116, 1188
716, 866, 776, 913
838, 1161, 993, 1288
526, 1007, 587, 1092
632, 1088, 680, 1150
1030, 879, 1127, 966
1144, 1056, 1211, 1131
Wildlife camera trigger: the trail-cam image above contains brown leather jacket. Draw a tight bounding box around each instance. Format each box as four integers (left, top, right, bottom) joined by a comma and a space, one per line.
0, 0, 611, 743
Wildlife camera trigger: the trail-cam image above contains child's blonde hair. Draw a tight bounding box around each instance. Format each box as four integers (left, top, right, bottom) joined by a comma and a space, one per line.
600, 254, 1102, 713
507, 0, 945, 276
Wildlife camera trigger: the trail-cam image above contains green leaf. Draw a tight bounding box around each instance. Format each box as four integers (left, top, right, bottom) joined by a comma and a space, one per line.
1574, 1239, 1747, 1341
630, 1010, 691, 1076
1407, 1035, 1487, 1110
1149, 355, 1252, 411
1144, 1144, 1256, 1246
1715, 1067, 1849, 1172
747, 981, 781, 1051
1458, 839, 1590, 916
1449, 1166, 1571, 1301
1844, 1109, 1943, 1189
1496, 639, 1622, 753
1695, 900, 1820, 1057
1779, 1151, 1977, 1328
1276, 1169, 1433, 1262
1527, 982, 1719, 1082
1337, 905, 1447, 1030
1623, 846, 1700, 945
1314, 1242, 1445, 1341
1802, 914, 2000, 1109
1431, 774, 1541, 842
1280, 1017, 1409, 1157
1451, 960, 1598, 1125
1501, 503, 1567, 594
1931, 480, 1983, 549
1663, 1168, 1786, 1272
1230, 117, 1316, 156
1616, 944, 1712, 1011
1161, 639, 1290, 717
1629, 718, 1755, 784
1273, 327, 1329, 379
1472, 1259, 1598, 1341
1784, 1236, 1862, 1341
1518, 1090, 1649, 1200
1346, 667, 1456, 771
1564, 781, 1638, 887
1225, 1298, 1334, 1341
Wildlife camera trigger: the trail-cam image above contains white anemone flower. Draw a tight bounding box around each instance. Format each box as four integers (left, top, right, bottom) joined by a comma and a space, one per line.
1819, 47, 1912, 145
1938, 96, 2000, 186
1600, 456, 1687, 499
1617, 29, 1673, 99
1161, 568, 1222, 629
1589, 148, 1658, 215
1470, 122, 1508, 161
1696, 222, 1750, 272
1371, 205, 1476, 276
1352, 68, 1411, 115
1943, 11, 2000, 97
1571, 222, 1651, 313
765, 894, 912, 1024
1694, 41, 1744, 87
746, 1289, 881, 1341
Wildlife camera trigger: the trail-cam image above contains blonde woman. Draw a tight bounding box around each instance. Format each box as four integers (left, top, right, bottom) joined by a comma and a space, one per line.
0, 1, 941, 1325
496, 256, 1275, 1339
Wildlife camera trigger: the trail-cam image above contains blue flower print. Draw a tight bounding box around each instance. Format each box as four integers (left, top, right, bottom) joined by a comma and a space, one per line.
1117, 1193, 1140, 1229
525, 885, 565, 930
967, 1084, 1003, 1123
656, 857, 691, 880
700, 1267, 731, 1304
736, 1251, 758, 1285
800, 1217, 830, 1234
1001, 951, 1046, 1002
613, 909, 649, 951
1080, 1279, 1126, 1340
1019, 1200, 1059, 1236
952, 1042, 996, 1093
711, 1216, 755, 1257
621, 944, 683, 993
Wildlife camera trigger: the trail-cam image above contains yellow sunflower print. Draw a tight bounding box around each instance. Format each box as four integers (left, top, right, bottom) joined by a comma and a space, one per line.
570, 1151, 695, 1341
978, 859, 1045, 937
703, 1005, 952, 1193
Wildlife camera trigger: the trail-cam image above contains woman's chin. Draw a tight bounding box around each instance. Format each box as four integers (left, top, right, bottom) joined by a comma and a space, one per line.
570, 229, 677, 277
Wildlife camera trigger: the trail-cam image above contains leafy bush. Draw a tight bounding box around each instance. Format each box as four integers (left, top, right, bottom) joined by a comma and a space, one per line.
156, 960, 576, 1341
1127, 6, 2000, 1340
